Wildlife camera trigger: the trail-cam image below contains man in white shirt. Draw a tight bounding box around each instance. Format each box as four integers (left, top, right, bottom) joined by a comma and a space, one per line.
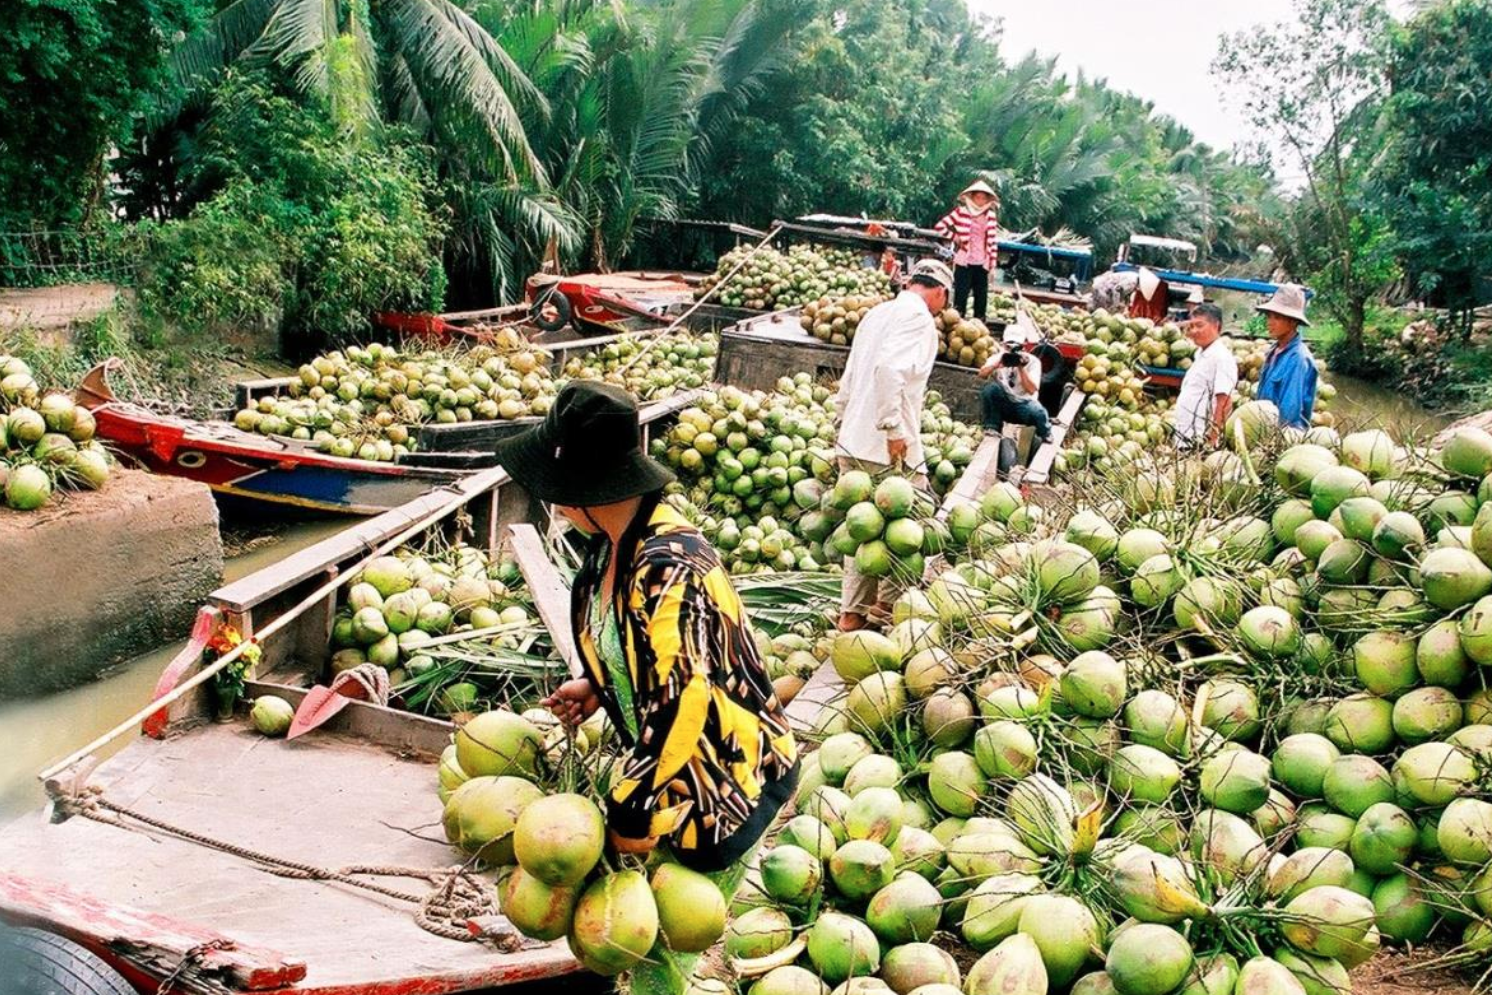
977, 317, 1051, 443
833, 260, 950, 631
1174, 303, 1237, 449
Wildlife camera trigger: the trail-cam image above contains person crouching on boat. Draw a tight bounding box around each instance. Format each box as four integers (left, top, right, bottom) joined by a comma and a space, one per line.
493, 381, 799, 995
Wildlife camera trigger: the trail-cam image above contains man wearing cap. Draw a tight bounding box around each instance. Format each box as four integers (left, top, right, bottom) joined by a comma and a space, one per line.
934, 180, 1001, 322
1255, 284, 1318, 429
833, 260, 951, 631
1173, 303, 1237, 450
976, 313, 1051, 446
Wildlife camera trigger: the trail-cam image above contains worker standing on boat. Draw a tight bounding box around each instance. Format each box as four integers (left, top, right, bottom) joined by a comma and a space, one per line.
934, 180, 1000, 322
494, 382, 798, 995
833, 260, 952, 632
1173, 303, 1237, 450
1254, 284, 1318, 429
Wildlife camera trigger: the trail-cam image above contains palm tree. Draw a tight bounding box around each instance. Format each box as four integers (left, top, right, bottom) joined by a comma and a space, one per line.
162, 0, 579, 300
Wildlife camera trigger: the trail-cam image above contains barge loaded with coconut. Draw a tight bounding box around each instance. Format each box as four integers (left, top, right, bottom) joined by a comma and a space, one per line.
0, 374, 1013, 992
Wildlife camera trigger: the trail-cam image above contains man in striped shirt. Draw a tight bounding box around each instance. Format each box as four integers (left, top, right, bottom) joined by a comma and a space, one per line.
934, 180, 1001, 322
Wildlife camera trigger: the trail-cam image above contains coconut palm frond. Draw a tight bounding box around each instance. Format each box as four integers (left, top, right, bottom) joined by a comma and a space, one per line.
381, 0, 544, 184
254, 0, 337, 95
168, 0, 281, 92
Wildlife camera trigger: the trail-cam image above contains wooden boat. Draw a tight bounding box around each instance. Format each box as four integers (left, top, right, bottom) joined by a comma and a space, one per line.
0, 394, 701, 994
77, 361, 475, 516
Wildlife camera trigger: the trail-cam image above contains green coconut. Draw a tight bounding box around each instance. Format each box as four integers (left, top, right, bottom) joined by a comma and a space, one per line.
1016, 894, 1101, 988
1394, 742, 1477, 806
904, 646, 957, 698
1109, 744, 1182, 804
1198, 679, 1261, 741
1372, 511, 1425, 560
807, 912, 880, 984
442, 775, 544, 864
1280, 886, 1376, 961
820, 732, 875, 784
1349, 803, 1416, 877
1272, 499, 1318, 546
845, 786, 905, 845
926, 751, 987, 817
1106, 924, 1193, 995
1111, 849, 1210, 923
1316, 539, 1372, 586
1125, 690, 1189, 756
760, 844, 823, 905
960, 872, 1044, 950
1116, 529, 1170, 573
1271, 734, 1340, 799
1174, 577, 1244, 630
848, 672, 907, 735
248, 695, 294, 736
1295, 808, 1358, 852
1277, 444, 1340, 496
829, 839, 896, 901
1442, 427, 1492, 479
833, 631, 903, 682
891, 826, 947, 880
1294, 520, 1342, 562
513, 793, 605, 886
455, 710, 543, 778
1008, 774, 1078, 856
1392, 686, 1463, 744
1061, 651, 1128, 718
726, 906, 794, 960
1323, 694, 1396, 754
1267, 847, 1355, 904
568, 870, 659, 975
1366, 874, 1434, 945
922, 688, 977, 748
1240, 605, 1301, 659
1352, 630, 1418, 699
974, 721, 1038, 780
651, 862, 726, 953
1131, 554, 1186, 608
1460, 595, 1492, 665
1436, 798, 1492, 866
1037, 540, 1102, 604
1419, 547, 1492, 610
801, 786, 852, 843
500, 866, 579, 941
1310, 465, 1371, 520
1200, 750, 1272, 815
1322, 755, 1394, 818
866, 873, 944, 943
965, 933, 1048, 995
751, 968, 830, 995
1067, 509, 1121, 560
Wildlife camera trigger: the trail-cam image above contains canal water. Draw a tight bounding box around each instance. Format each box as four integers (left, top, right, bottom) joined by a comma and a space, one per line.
0, 515, 349, 817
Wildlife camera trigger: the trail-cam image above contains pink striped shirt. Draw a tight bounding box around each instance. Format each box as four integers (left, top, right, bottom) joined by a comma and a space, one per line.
935, 206, 999, 269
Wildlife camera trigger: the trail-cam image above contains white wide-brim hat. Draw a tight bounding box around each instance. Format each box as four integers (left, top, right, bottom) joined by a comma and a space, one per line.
1256, 283, 1311, 326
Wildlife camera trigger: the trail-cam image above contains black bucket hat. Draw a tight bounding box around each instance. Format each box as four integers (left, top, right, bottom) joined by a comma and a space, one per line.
492, 381, 675, 506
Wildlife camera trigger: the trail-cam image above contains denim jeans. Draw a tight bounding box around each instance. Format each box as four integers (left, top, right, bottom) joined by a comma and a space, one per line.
981, 380, 1051, 441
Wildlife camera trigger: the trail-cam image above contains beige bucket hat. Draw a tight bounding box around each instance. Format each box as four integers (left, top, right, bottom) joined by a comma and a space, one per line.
961, 179, 999, 201
1257, 283, 1311, 326
909, 258, 955, 292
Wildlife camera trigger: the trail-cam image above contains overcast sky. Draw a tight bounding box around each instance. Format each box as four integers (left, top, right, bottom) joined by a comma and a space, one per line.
968, 0, 1306, 155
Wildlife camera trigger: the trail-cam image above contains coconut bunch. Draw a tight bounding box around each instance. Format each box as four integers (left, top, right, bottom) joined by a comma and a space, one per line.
0, 358, 112, 512
822, 472, 943, 588
933, 309, 999, 369
698, 244, 892, 312
328, 539, 563, 716
801, 294, 891, 346
560, 331, 718, 399
234, 342, 559, 461
654, 376, 979, 575
435, 707, 729, 974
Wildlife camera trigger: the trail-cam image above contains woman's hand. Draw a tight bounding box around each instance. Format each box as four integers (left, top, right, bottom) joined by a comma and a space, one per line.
543, 678, 600, 728
609, 829, 659, 856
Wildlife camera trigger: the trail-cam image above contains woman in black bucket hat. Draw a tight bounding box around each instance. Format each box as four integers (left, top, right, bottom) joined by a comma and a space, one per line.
494, 381, 799, 994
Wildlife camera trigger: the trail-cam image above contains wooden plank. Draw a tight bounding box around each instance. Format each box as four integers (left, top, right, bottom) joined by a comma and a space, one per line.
1020, 389, 1086, 488
936, 433, 1003, 520
210, 466, 511, 614
785, 660, 844, 734
507, 524, 581, 678
234, 375, 296, 409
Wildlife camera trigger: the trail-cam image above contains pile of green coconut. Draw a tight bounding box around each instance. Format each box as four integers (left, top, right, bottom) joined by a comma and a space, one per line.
0, 356, 114, 512
717, 406, 1492, 995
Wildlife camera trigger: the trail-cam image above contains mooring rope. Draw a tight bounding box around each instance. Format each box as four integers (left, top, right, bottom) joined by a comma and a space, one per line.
55, 785, 525, 948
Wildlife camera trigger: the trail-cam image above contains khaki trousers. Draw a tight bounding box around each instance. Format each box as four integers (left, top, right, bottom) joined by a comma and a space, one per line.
838, 456, 929, 616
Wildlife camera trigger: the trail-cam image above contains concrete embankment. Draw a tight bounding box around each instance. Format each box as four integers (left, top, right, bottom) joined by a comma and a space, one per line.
0, 469, 223, 696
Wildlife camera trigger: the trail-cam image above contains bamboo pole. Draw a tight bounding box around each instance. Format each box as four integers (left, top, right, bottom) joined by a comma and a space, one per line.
37, 479, 487, 784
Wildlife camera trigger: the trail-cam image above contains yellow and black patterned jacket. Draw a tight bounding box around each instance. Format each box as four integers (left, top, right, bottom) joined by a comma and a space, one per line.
570, 493, 799, 871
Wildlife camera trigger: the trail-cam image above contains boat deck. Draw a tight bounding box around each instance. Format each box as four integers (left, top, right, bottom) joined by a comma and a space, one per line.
0, 721, 574, 993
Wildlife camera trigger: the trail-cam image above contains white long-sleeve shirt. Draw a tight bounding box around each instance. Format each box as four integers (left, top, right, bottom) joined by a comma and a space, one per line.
834, 290, 939, 468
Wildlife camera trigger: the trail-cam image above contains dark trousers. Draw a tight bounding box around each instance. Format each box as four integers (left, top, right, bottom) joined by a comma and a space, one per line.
953, 264, 989, 321
981, 380, 1051, 441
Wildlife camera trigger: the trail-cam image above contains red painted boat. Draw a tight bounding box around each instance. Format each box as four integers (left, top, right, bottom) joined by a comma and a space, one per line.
76, 361, 472, 516
524, 270, 700, 336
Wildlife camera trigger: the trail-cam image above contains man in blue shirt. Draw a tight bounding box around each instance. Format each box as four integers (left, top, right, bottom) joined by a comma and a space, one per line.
1255, 284, 1318, 429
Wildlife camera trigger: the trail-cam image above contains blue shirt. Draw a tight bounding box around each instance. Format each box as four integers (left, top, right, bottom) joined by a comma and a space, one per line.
1257, 334, 1318, 429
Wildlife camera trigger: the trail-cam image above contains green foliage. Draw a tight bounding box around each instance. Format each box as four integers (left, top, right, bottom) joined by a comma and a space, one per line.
133, 75, 447, 347
1217, 0, 1397, 355
0, 0, 206, 229
1375, 0, 1492, 319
